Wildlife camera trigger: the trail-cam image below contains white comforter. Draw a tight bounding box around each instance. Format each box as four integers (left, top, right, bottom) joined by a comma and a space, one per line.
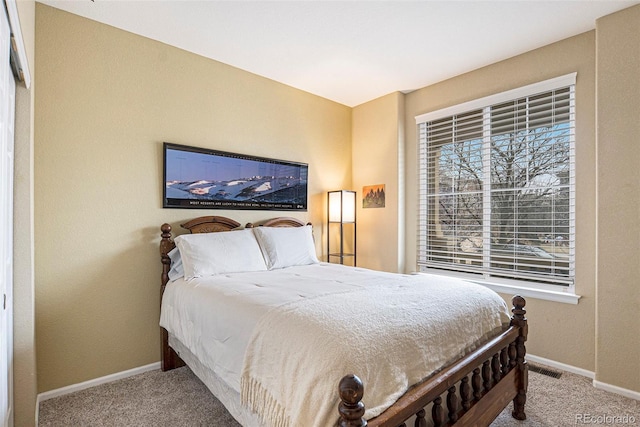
160, 263, 510, 427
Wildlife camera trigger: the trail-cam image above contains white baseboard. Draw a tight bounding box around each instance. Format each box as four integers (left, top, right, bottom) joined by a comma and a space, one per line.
594, 380, 640, 401
527, 353, 595, 379
528, 354, 640, 401
37, 362, 161, 403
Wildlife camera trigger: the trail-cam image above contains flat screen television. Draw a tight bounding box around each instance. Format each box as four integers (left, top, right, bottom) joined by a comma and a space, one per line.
163, 142, 308, 211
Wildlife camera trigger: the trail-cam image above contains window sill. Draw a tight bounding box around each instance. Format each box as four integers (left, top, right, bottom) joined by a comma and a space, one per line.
416, 271, 581, 305
473, 280, 581, 305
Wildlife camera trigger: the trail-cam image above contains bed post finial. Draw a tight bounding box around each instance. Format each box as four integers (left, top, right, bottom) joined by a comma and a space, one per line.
338, 374, 367, 427
511, 295, 528, 421
511, 295, 526, 325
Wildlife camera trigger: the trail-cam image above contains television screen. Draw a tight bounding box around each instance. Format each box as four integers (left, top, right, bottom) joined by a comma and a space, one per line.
163, 142, 308, 211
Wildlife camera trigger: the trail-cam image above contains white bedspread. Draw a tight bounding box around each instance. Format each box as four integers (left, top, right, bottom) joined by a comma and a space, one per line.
160, 263, 510, 426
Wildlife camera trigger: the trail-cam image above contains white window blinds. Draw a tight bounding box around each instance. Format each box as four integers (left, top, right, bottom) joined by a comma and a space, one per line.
416, 74, 575, 286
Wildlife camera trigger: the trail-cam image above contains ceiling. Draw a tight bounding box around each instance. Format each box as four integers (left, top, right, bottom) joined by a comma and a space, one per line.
38, 0, 638, 107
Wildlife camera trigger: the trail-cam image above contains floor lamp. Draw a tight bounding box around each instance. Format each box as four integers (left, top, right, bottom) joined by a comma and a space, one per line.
327, 190, 356, 265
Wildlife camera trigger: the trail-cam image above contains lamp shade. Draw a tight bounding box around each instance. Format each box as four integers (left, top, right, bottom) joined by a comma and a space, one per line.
328, 191, 342, 222
328, 190, 356, 223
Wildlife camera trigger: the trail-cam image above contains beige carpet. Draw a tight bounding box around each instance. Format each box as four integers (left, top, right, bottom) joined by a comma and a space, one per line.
39, 363, 639, 426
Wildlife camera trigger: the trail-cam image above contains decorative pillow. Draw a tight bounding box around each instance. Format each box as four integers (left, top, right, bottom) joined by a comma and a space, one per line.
252, 225, 319, 270
174, 229, 267, 279
167, 247, 185, 281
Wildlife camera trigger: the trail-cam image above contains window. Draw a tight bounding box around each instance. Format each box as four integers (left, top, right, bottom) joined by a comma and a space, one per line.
416, 74, 575, 288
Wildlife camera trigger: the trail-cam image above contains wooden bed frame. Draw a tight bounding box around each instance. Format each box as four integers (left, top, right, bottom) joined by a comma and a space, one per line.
159, 215, 528, 427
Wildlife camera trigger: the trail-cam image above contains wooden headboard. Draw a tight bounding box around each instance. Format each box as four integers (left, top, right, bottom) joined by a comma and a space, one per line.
245, 216, 309, 229
181, 216, 242, 234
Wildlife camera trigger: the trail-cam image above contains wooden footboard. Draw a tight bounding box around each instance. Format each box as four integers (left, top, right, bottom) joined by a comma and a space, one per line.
338, 296, 528, 427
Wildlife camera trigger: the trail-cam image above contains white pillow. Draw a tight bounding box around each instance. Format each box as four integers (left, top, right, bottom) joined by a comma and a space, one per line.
167, 247, 185, 281
174, 229, 267, 279
252, 225, 319, 270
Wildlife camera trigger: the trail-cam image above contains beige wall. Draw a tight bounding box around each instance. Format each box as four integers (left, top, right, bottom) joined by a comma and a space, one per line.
34, 4, 351, 392
595, 5, 640, 392
14, 0, 37, 425
403, 32, 597, 373
352, 92, 405, 272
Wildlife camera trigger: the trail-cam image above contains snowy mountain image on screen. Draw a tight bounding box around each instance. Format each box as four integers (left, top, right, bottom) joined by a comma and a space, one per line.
165, 176, 306, 203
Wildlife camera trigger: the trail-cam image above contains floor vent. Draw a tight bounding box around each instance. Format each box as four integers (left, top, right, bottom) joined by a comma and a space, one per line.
529, 365, 562, 379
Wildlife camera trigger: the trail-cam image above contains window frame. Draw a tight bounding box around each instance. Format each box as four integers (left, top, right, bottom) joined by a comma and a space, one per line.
415, 73, 579, 303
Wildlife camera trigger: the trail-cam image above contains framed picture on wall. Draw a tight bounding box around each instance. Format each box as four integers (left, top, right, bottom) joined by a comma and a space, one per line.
163, 142, 308, 211
363, 184, 385, 208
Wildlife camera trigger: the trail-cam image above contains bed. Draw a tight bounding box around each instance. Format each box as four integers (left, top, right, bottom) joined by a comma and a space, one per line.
159, 215, 528, 427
